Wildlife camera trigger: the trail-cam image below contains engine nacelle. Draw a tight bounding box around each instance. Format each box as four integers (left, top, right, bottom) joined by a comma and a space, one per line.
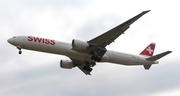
60, 60, 75, 69
72, 39, 89, 50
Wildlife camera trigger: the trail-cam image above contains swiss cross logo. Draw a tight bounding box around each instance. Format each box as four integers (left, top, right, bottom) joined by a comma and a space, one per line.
146, 46, 153, 54
140, 43, 155, 56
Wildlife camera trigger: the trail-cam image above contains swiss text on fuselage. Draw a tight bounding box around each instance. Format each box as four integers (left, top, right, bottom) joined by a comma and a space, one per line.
28, 36, 55, 45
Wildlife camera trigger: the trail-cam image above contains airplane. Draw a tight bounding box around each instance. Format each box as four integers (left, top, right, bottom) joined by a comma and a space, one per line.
7, 10, 172, 75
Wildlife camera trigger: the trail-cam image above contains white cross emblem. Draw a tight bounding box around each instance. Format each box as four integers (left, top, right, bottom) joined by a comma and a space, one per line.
146, 46, 153, 54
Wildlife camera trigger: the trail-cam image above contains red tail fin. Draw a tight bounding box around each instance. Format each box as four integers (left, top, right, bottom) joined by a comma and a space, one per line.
140, 43, 155, 57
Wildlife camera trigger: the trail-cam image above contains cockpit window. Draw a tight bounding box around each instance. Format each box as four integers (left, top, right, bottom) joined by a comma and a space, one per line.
13, 36, 16, 38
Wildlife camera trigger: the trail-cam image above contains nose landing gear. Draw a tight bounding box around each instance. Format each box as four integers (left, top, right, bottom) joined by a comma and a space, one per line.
17, 46, 22, 54
19, 50, 22, 54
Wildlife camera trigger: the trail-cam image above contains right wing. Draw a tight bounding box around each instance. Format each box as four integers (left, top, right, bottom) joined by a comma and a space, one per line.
88, 10, 150, 48
69, 11, 151, 74
84, 10, 150, 61
72, 11, 150, 62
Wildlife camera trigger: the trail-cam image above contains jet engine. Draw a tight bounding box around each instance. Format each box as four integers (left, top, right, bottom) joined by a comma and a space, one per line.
60, 60, 75, 69
72, 39, 89, 50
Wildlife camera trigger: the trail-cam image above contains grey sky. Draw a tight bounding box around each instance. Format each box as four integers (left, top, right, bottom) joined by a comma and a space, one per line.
1, 0, 180, 96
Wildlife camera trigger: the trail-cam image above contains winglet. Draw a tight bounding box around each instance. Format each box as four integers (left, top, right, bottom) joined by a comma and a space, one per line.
143, 10, 151, 13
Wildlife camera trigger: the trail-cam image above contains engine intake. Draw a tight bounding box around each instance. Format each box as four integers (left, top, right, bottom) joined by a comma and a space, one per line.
72, 39, 89, 50
60, 60, 75, 69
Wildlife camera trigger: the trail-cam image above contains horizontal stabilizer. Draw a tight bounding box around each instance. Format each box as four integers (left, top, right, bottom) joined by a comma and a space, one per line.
143, 64, 152, 70
146, 51, 172, 61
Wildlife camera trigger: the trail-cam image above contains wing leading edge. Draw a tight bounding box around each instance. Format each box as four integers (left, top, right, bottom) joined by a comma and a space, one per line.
88, 10, 150, 48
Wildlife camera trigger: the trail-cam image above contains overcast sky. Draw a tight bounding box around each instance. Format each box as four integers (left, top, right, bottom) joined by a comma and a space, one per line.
1, 0, 180, 96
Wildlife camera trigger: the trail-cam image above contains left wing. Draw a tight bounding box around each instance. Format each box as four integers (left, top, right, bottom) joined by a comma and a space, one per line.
71, 59, 96, 75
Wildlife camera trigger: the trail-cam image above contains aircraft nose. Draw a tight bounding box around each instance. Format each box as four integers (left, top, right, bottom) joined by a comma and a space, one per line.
7, 39, 11, 43
7, 38, 15, 45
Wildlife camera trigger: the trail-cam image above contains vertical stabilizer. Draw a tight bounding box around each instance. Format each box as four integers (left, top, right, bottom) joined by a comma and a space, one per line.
140, 43, 155, 57
140, 43, 156, 70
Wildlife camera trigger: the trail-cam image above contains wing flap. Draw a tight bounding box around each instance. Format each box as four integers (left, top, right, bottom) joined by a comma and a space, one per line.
71, 59, 96, 75
77, 65, 91, 75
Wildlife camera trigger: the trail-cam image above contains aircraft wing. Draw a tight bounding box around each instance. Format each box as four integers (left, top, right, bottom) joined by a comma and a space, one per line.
77, 64, 91, 75
74, 10, 150, 62
71, 59, 96, 75
88, 10, 150, 48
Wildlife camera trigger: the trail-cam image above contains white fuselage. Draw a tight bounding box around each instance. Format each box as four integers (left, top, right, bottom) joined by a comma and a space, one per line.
8, 36, 158, 66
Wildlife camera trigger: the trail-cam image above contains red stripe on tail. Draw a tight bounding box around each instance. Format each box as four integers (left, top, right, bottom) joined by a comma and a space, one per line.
140, 43, 155, 57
